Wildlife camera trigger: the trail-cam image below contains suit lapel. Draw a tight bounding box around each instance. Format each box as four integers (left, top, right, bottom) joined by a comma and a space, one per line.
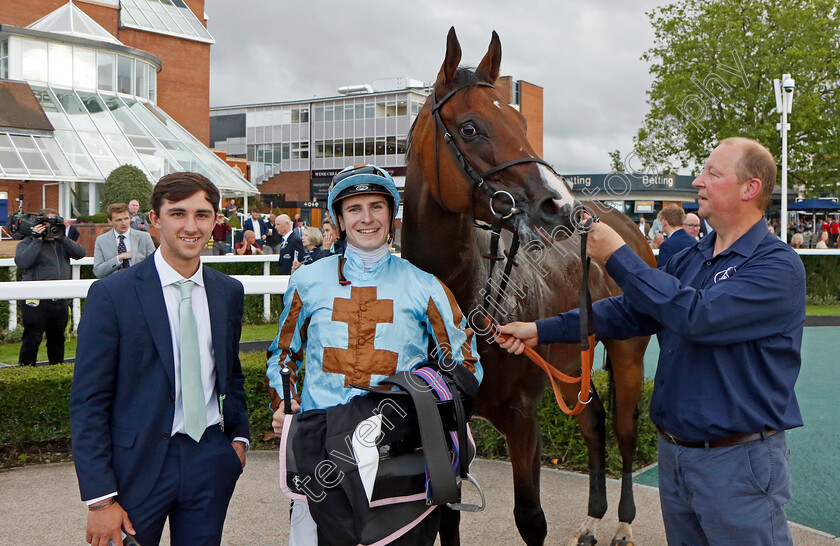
135, 256, 176, 389
204, 267, 228, 394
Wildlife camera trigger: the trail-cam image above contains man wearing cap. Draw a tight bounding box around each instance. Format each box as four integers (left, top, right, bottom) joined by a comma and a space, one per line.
267, 164, 483, 545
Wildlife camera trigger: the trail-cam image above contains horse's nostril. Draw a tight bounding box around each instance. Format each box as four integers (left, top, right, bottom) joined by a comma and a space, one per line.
539, 198, 561, 218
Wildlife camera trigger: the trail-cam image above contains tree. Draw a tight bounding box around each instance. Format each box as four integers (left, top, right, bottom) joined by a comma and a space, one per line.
608, 150, 625, 173
635, 0, 840, 195
101, 165, 153, 212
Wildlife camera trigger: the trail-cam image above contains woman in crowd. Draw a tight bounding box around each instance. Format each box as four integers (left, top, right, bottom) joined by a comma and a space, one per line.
815, 230, 830, 249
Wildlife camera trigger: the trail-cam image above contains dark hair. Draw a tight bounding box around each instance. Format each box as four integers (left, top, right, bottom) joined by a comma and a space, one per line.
39, 208, 59, 216
151, 172, 220, 215
106, 202, 129, 219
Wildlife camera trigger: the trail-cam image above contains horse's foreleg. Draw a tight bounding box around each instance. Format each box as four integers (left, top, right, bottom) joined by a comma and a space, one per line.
602, 339, 647, 546
494, 405, 547, 546
564, 381, 607, 546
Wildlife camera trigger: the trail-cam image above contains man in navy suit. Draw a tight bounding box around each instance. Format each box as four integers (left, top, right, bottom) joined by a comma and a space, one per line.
243, 209, 268, 248
274, 213, 305, 275
70, 172, 249, 546
657, 204, 698, 267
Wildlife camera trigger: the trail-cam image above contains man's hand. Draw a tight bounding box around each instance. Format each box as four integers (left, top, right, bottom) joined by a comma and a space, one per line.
272, 400, 300, 437
117, 251, 132, 261
494, 322, 539, 355
232, 441, 247, 469
584, 220, 627, 263
86, 500, 135, 546
32, 224, 46, 235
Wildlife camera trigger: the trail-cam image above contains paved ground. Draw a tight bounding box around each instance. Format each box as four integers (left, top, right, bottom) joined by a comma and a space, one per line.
0, 453, 835, 545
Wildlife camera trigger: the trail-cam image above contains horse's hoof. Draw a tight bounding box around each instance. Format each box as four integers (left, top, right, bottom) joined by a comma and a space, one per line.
609, 540, 633, 546
577, 535, 598, 546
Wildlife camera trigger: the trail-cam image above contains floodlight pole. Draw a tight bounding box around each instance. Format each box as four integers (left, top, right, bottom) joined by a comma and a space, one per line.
775, 74, 794, 244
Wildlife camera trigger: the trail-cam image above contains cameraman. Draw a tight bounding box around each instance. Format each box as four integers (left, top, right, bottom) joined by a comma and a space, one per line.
14, 208, 86, 366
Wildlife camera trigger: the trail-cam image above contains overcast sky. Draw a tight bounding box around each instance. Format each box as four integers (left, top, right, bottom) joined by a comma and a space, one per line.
205, 0, 667, 174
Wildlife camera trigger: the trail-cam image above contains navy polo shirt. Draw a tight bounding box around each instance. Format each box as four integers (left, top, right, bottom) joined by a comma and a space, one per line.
536, 219, 805, 441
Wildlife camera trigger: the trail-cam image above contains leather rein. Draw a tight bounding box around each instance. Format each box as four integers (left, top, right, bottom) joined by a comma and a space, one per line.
430, 81, 594, 416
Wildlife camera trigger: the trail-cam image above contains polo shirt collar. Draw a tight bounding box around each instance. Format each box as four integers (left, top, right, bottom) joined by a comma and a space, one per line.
698, 218, 769, 259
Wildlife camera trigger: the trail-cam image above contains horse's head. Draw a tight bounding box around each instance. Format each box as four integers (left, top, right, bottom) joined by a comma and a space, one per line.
407, 27, 582, 243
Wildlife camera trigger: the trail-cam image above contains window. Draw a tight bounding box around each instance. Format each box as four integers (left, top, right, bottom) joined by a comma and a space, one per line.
334, 104, 344, 121
345, 104, 355, 120
148, 67, 157, 102
48, 43, 73, 87
313, 105, 324, 122
514, 81, 521, 105
324, 105, 333, 122
291, 107, 309, 124
120, 0, 215, 44
22, 39, 48, 82
97, 52, 115, 92
397, 100, 407, 116
117, 55, 133, 94
135, 62, 148, 99
364, 103, 375, 119
73, 48, 97, 90
0, 40, 8, 80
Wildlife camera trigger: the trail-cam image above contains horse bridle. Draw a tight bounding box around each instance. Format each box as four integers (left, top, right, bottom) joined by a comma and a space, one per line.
429, 80, 596, 416
430, 81, 555, 218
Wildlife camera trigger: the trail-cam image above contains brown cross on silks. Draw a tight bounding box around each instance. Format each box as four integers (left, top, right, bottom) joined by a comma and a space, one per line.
323, 286, 399, 388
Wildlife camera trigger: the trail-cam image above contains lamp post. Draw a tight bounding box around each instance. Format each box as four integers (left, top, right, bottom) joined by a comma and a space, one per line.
774, 74, 795, 243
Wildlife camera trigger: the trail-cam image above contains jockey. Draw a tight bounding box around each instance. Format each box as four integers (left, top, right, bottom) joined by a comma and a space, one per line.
266, 164, 482, 545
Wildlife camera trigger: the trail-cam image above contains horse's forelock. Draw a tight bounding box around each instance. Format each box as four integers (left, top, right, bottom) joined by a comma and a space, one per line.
406, 66, 484, 159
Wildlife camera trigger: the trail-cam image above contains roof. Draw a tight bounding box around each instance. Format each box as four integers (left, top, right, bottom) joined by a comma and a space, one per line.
0, 80, 54, 132
27, 2, 124, 46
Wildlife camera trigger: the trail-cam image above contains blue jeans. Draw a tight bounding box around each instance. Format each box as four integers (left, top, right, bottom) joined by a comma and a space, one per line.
657, 431, 792, 545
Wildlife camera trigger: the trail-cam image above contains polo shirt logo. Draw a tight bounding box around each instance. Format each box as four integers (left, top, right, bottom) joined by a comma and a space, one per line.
714, 266, 737, 283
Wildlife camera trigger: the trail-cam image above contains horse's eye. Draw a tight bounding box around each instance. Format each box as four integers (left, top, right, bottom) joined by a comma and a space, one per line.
460, 123, 477, 137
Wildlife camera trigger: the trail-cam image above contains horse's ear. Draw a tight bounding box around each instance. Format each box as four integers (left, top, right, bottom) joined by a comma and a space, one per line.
435, 26, 461, 88
475, 30, 501, 84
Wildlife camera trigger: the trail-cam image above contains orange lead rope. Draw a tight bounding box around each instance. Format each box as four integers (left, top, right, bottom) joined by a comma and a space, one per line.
489, 215, 597, 416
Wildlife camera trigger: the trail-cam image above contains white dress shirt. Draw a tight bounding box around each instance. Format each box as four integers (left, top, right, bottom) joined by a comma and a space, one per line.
85, 251, 247, 506
114, 229, 132, 263
251, 218, 262, 239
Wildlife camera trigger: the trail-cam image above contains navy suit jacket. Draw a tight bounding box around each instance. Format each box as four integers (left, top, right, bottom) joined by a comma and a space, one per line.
277, 230, 305, 275
243, 217, 269, 246
69, 253, 248, 509
657, 228, 697, 268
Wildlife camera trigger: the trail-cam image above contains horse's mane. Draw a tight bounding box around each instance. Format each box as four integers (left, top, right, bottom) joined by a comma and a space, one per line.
406, 67, 481, 160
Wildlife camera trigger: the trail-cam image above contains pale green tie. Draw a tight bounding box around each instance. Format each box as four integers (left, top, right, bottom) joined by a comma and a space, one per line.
176, 280, 206, 442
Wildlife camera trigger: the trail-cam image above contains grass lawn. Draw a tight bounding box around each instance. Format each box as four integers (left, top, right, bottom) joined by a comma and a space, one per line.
2, 307, 838, 364
806, 304, 840, 316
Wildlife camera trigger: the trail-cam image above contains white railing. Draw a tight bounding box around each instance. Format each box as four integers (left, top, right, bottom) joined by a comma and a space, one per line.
0, 254, 287, 331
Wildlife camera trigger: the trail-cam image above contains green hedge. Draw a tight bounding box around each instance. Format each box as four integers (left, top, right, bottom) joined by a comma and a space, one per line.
0, 355, 656, 477
0, 354, 278, 467
470, 370, 657, 476
800, 255, 840, 304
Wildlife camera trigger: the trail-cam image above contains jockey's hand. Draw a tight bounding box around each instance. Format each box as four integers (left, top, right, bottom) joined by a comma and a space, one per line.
583, 219, 626, 263
272, 400, 300, 437
494, 322, 538, 355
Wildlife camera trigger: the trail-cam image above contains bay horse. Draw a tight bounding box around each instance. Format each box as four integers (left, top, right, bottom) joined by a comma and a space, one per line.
402, 28, 655, 546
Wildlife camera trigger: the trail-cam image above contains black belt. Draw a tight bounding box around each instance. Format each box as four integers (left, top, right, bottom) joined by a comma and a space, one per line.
656, 425, 779, 448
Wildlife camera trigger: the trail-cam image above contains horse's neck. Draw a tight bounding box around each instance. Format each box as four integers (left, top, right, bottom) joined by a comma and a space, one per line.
402, 178, 484, 302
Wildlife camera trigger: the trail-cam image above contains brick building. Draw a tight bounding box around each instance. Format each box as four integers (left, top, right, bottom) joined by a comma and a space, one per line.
210, 76, 544, 224
0, 0, 254, 223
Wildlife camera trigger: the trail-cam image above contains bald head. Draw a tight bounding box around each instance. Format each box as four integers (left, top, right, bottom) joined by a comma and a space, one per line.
684, 213, 701, 239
